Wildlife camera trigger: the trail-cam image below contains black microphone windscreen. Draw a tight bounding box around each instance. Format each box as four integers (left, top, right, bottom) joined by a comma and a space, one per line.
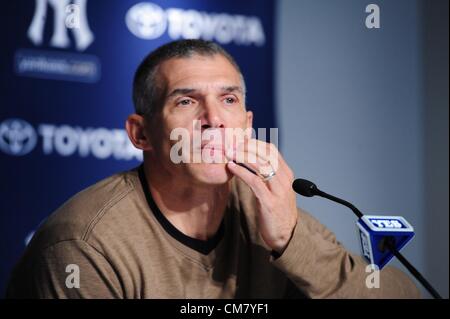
292, 178, 318, 197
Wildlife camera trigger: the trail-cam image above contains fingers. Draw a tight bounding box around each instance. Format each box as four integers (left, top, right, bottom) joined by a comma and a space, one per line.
226, 139, 294, 196
226, 161, 272, 199
244, 139, 294, 185
237, 139, 278, 172
229, 138, 292, 182
227, 139, 274, 174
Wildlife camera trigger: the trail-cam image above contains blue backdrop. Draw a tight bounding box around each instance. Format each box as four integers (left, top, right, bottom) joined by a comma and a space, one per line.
0, 0, 276, 295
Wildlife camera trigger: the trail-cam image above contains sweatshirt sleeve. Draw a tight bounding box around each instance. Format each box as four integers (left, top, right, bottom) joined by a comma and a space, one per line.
271, 209, 421, 299
7, 240, 123, 299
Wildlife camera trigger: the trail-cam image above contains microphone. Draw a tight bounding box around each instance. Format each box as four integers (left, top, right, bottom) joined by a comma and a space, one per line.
292, 178, 318, 197
292, 178, 442, 299
293, 179, 363, 218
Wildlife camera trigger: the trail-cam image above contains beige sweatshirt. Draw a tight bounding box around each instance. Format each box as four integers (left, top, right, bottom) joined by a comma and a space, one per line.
6, 166, 420, 299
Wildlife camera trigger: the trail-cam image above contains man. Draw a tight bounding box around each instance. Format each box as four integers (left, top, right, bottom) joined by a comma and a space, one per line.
7, 40, 419, 298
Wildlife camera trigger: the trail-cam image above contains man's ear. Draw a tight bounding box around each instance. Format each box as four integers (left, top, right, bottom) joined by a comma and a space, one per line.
125, 114, 153, 151
246, 110, 253, 130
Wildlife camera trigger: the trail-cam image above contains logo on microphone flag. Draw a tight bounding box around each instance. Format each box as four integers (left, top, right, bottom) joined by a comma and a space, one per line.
357, 215, 415, 269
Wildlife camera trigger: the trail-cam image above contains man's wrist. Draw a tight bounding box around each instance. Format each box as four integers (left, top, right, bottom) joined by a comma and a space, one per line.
271, 222, 297, 256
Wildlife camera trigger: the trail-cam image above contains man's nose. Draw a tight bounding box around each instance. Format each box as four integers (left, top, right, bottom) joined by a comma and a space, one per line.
200, 100, 225, 129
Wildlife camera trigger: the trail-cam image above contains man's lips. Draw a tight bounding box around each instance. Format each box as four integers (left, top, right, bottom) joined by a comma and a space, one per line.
198, 143, 236, 160
199, 144, 234, 161
201, 144, 224, 151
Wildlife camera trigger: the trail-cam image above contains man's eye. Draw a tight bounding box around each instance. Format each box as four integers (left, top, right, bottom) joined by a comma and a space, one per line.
177, 99, 193, 106
224, 97, 237, 105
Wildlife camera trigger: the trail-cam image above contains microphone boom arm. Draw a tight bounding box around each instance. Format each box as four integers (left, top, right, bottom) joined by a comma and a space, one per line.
293, 178, 442, 299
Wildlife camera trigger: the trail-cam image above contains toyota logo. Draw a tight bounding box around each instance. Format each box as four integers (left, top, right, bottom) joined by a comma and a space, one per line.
126, 2, 167, 40
0, 118, 37, 156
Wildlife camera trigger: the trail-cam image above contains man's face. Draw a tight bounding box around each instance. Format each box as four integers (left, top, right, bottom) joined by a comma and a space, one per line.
147, 54, 253, 186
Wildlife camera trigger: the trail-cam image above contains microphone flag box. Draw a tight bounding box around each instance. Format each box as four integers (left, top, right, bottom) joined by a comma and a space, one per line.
357, 215, 414, 269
